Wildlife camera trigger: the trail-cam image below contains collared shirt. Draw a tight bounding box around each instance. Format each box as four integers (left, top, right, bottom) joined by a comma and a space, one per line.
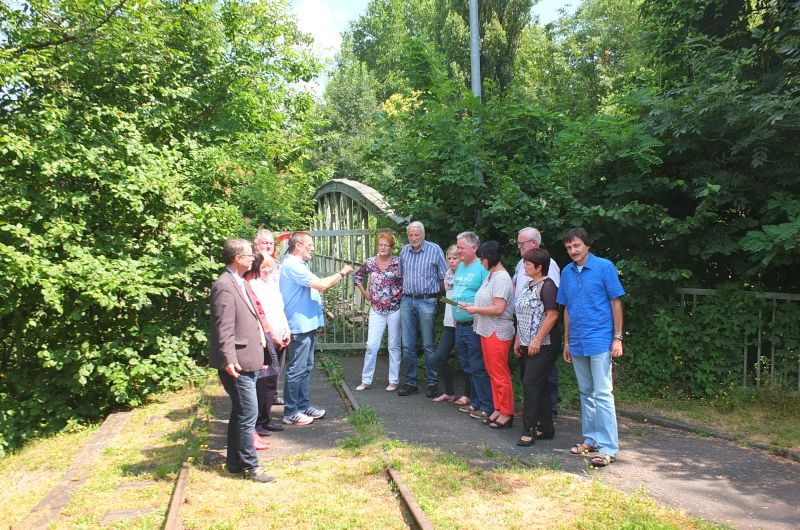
279, 254, 325, 334
513, 258, 561, 303
451, 260, 489, 323
556, 253, 625, 356
398, 240, 448, 295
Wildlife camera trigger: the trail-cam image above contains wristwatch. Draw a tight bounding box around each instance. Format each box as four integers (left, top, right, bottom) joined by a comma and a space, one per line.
613, 333, 624, 341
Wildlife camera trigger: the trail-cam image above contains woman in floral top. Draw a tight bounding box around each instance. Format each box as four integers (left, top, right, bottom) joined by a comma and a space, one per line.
353, 233, 404, 391
513, 248, 561, 446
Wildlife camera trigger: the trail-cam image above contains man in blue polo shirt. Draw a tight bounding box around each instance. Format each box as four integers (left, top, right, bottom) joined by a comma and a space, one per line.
397, 221, 448, 397
451, 231, 491, 417
557, 227, 625, 467
280, 231, 352, 425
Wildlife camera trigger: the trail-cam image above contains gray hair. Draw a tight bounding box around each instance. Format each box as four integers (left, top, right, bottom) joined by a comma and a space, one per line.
253, 229, 274, 243
456, 231, 480, 248
518, 227, 542, 245
222, 238, 251, 264
407, 221, 425, 237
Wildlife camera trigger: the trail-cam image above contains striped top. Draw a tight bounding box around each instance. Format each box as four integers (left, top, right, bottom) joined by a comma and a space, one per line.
398, 240, 448, 295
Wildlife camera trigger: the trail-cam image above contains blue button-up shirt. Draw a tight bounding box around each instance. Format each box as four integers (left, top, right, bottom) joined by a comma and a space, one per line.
398, 240, 448, 295
556, 253, 625, 356
280, 254, 324, 334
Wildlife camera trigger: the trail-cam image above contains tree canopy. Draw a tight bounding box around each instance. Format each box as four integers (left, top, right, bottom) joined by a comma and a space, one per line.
0, 0, 322, 454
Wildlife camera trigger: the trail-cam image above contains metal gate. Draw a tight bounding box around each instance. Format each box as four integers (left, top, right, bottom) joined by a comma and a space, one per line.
309, 179, 407, 350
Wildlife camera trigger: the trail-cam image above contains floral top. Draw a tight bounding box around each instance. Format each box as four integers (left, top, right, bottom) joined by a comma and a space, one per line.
515, 277, 558, 347
353, 256, 403, 315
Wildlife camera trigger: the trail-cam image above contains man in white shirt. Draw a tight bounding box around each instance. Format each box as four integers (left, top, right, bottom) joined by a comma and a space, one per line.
512, 227, 561, 418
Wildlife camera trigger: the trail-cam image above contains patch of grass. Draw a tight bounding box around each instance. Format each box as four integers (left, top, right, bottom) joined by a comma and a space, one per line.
181, 447, 407, 530
317, 353, 344, 388
340, 405, 385, 450
620, 387, 800, 451
0, 423, 99, 526
55, 383, 206, 529
389, 445, 722, 530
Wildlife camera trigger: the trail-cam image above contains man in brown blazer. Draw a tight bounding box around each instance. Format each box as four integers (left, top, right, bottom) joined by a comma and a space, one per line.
209, 238, 275, 483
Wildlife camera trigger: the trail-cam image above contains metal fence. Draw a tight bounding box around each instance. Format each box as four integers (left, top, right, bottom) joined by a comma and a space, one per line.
677, 288, 800, 391
310, 179, 406, 351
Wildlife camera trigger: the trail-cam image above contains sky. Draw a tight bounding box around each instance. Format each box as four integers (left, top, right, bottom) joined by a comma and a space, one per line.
290, 0, 575, 93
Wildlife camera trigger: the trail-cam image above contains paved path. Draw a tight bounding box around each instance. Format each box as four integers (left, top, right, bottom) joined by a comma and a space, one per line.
203, 367, 354, 471
341, 355, 800, 529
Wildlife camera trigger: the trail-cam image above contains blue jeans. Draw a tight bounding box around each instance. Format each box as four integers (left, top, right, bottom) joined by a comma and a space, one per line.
283, 330, 316, 417
400, 297, 438, 387
455, 324, 493, 414
218, 369, 259, 472
572, 351, 619, 456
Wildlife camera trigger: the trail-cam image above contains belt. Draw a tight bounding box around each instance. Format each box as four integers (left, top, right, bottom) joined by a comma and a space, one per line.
404, 293, 439, 299
454, 321, 473, 327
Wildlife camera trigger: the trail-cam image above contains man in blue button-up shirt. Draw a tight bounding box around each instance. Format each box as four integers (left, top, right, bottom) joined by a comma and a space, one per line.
557, 227, 625, 467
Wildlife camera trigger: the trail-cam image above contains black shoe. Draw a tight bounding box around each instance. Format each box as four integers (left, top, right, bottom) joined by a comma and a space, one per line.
255, 426, 272, 437
243, 467, 276, 483
398, 384, 419, 396
425, 385, 438, 398
264, 421, 285, 432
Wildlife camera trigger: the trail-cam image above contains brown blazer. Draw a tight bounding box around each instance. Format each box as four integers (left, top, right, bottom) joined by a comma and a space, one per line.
209, 270, 264, 372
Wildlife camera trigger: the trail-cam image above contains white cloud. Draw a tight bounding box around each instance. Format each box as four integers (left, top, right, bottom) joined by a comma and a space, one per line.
293, 0, 343, 62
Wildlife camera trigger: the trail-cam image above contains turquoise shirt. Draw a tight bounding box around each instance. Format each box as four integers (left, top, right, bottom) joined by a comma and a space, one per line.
279, 253, 325, 334
451, 260, 489, 322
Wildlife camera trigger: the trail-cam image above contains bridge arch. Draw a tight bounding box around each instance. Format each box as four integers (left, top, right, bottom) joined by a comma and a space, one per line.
310, 179, 407, 350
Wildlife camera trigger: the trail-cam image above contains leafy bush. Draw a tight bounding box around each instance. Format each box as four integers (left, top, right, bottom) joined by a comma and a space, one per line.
0, 0, 319, 456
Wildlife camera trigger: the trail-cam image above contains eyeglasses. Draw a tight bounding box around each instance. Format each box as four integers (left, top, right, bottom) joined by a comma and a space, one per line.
516, 239, 535, 248
238, 253, 255, 259
377, 243, 392, 248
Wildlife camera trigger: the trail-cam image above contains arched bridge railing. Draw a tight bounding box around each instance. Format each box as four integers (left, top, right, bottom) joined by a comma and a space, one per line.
310, 179, 407, 350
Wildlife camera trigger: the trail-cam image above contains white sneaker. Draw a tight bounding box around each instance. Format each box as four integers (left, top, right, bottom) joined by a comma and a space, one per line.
356, 383, 370, 391
283, 412, 313, 425
303, 407, 326, 419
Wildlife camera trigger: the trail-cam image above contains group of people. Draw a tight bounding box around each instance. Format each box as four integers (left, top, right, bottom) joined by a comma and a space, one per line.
208, 223, 625, 483
353, 223, 625, 468
209, 230, 353, 483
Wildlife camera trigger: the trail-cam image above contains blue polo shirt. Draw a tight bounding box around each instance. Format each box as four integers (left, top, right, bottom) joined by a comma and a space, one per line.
280, 253, 324, 334
451, 260, 489, 322
557, 253, 625, 356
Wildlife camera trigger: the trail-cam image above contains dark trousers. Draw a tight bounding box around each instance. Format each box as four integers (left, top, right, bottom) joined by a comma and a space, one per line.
218, 369, 258, 472
431, 326, 472, 397
519, 344, 559, 435
256, 347, 284, 427
518, 353, 560, 413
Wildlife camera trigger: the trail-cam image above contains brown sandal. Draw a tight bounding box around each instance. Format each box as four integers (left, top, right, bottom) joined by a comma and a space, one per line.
589, 453, 616, 467
453, 395, 471, 406
569, 442, 598, 455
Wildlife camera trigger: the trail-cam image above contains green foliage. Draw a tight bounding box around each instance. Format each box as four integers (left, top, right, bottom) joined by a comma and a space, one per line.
0, 0, 320, 455
620, 288, 800, 398
315, 0, 800, 401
